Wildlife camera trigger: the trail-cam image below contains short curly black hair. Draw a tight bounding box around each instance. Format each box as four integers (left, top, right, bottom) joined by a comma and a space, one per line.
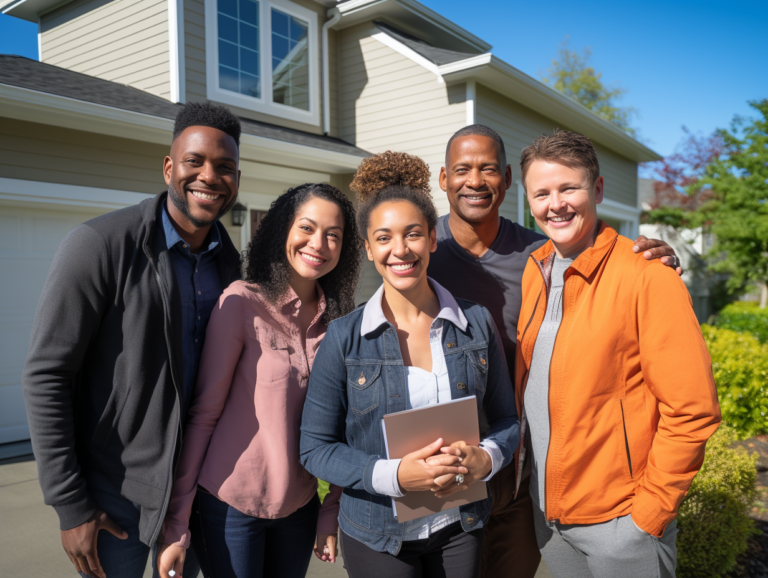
445, 124, 506, 168
172, 101, 241, 147
243, 183, 362, 322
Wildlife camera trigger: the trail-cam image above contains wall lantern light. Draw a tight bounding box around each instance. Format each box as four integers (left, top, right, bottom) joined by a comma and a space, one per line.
231, 203, 247, 227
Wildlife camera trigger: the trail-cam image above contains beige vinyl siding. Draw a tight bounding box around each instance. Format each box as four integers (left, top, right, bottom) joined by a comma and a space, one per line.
476, 84, 638, 222
41, 0, 171, 100
185, 0, 326, 134
338, 23, 467, 218
0, 119, 168, 194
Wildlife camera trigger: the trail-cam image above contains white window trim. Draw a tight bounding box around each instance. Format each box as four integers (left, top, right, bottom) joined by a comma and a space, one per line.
597, 197, 640, 239
169, 0, 186, 103
205, 0, 320, 126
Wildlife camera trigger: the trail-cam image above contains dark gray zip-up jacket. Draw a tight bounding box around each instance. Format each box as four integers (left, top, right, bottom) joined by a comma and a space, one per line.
22, 192, 240, 546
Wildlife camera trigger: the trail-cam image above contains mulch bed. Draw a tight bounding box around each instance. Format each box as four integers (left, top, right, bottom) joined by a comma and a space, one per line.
727, 436, 768, 578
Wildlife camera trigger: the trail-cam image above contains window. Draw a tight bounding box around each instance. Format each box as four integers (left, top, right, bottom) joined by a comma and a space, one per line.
205, 0, 319, 125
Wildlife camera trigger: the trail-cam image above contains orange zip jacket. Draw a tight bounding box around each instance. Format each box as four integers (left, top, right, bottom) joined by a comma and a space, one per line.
514, 222, 720, 537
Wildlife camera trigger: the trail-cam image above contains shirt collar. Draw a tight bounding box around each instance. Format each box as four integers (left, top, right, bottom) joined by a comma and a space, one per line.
272, 282, 327, 317
360, 277, 468, 337
161, 201, 222, 254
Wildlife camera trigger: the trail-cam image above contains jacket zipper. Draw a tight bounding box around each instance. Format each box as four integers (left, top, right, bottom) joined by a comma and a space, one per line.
620, 399, 633, 478
145, 246, 184, 546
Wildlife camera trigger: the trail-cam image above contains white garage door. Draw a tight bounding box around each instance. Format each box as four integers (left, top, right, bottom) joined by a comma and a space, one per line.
0, 205, 105, 444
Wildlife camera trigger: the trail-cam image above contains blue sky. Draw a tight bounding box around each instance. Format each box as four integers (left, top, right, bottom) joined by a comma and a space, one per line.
1, 1, 766, 157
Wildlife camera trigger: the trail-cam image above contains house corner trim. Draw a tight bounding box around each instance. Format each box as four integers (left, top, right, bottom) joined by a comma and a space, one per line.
169, 0, 186, 103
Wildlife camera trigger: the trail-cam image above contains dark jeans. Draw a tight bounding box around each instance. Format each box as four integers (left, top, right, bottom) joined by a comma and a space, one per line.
79, 486, 201, 578
340, 522, 484, 578
192, 488, 321, 578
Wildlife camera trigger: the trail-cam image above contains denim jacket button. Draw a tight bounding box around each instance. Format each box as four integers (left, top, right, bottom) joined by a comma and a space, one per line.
457, 382, 467, 390
480, 358, 486, 365
446, 343, 456, 348
466, 517, 474, 524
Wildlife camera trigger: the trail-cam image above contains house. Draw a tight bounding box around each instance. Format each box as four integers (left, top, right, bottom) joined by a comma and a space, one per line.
638, 177, 714, 322
0, 0, 659, 446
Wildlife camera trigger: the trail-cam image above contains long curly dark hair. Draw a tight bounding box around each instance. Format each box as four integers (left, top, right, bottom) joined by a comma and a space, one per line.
350, 151, 437, 237
243, 183, 362, 322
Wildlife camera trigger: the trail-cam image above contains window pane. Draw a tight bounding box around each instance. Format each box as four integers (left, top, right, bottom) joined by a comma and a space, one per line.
217, 0, 260, 98
219, 39, 239, 69
239, 21, 259, 51
219, 0, 237, 18
271, 8, 309, 111
240, 47, 259, 76
238, 0, 258, 24
272, 10, 288, 38
218, 13, 238, 43
219, 65, 239, 92
240, 72, 260, 98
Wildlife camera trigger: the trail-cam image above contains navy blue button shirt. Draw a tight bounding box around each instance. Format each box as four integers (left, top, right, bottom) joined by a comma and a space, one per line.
161, 203, 223, 416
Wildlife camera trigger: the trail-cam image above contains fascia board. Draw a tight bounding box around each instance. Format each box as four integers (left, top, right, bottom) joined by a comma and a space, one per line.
0, 84, 366, 173
1, 0, 71, 21
439, 56, 662, 163
334, 0, 491, 52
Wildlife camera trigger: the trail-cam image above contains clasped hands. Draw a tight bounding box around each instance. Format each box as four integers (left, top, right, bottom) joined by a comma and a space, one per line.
396, 438, 492, 498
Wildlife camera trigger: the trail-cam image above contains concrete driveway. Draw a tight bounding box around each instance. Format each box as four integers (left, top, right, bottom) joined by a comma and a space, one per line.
0, 447, 552, 577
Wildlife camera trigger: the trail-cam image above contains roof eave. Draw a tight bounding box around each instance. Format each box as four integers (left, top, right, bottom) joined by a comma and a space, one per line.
334, 0, 491, 53
1, 0, 70, 21
0, 83, 366, 173
439, 55, 661, 163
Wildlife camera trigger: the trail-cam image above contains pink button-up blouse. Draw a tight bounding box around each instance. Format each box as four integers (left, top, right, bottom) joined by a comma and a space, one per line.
160, 280, 341, 547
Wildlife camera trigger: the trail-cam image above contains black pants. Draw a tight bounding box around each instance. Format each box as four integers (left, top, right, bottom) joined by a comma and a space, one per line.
341, 522, 483, 578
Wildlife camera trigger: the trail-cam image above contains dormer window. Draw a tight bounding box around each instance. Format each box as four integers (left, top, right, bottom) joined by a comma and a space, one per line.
205, 0, 319, 125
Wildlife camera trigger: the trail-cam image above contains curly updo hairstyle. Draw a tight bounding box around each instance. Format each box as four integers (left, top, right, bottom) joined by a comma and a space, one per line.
350, 151, 438, 237
243, 183, 361, 322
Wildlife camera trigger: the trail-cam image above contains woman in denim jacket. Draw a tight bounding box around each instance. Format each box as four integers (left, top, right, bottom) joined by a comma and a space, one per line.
300, 152, 519, 578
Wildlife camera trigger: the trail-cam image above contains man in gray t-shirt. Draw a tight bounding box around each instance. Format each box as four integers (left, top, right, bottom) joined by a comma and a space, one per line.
427, 125, 679, 578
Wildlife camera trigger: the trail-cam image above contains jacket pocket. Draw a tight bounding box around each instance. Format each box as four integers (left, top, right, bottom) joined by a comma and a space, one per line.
346, 363, 382, 415
620, 399, 633, 479
465, 348, 489, 393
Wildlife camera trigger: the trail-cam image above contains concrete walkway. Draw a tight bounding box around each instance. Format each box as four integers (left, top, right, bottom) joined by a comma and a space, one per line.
0, 450, 552, 578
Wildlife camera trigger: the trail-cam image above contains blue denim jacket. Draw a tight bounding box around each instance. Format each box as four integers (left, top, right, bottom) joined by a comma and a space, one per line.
299, 294, 519, 555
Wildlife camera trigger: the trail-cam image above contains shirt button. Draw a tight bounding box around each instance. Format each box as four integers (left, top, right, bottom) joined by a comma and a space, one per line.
198, 291, 201, 295
194, 339, 198, 343
183, 244, 188, 249
198, 316, 201, 320
196, 268, 198, 273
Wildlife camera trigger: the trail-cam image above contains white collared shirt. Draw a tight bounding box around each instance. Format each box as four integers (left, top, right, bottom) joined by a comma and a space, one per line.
364, 279, 502, 541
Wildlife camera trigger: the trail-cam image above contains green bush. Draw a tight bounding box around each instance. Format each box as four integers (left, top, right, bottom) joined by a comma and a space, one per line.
715, 301, 768, 343
702, 324, 768, 438
317, 479, 330, 503
677, 425, 758, 578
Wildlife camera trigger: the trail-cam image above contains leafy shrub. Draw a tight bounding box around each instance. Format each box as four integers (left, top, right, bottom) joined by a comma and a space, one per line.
715, 301, 768, 343
677, 425, 758, 578
702, 324, 768, 438
317, 479, 330, 503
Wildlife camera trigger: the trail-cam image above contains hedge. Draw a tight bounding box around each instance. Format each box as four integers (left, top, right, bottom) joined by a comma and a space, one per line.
702, 324, 768, 438
677, 425, 759, 578
715, 301, 768, 344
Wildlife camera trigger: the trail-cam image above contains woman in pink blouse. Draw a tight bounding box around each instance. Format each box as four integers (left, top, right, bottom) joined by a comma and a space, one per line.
157, 183, 362, 578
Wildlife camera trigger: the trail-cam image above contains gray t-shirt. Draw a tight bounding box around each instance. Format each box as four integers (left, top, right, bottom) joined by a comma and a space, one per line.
428, 215, 547, 374
524, 254, 575, 512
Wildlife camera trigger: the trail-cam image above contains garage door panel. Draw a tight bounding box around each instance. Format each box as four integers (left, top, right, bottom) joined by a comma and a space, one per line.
0, 205, 107, 445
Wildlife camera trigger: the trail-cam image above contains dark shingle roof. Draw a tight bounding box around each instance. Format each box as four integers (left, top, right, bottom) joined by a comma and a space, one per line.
373, 21, 477, 66
0, 55, 368, 157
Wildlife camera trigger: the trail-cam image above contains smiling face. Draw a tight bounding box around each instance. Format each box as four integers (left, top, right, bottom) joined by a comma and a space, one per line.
285, 195, 345, 284
439, 134, 512, 225
525, 160, 604, 258
365, 199, 437, 294
163, 126, 241, 229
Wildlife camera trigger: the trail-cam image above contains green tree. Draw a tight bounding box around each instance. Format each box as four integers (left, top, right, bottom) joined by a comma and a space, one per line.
694, 100, 768, 307
542, 37, 637, 136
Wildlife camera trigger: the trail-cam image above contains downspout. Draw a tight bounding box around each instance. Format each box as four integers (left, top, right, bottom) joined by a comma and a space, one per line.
322, 7, 341, 136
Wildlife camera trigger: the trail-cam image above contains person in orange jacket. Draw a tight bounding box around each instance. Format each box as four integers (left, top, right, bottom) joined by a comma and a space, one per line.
514, 130, 721, 577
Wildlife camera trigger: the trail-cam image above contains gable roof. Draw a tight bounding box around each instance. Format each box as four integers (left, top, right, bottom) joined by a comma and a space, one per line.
373, 21, 474, 66
0, 55, 369, 160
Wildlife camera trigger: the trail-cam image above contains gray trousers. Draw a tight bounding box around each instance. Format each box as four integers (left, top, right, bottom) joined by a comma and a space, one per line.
533, 506, 677, 578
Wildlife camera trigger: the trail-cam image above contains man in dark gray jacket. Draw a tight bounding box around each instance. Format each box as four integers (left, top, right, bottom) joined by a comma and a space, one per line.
23, 102, 243, 578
